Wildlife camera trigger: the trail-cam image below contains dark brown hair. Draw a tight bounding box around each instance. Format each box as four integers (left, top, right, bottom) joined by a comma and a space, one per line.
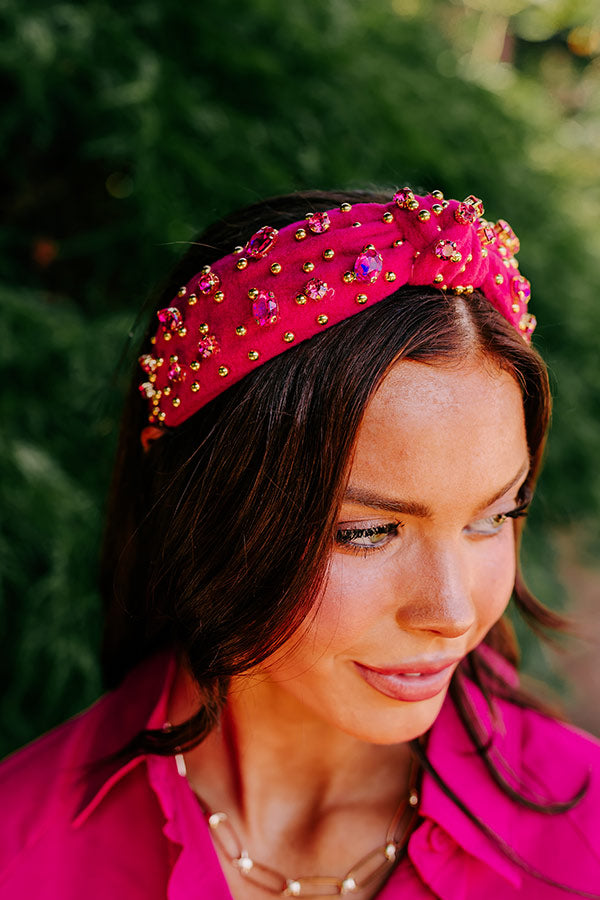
101, 190, 582, 837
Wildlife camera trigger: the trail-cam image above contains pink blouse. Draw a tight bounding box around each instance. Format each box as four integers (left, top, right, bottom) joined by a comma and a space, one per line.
1, 650, 599, 899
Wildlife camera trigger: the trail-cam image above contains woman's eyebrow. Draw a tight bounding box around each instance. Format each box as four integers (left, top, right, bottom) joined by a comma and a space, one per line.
343, 460, 531, 519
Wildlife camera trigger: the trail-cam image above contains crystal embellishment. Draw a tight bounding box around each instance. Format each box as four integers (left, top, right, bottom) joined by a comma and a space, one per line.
139, 353, 159, 374
304, 277, 334, 301
157, 307, 183, 332
245, 225, 279, 258
167, 360, 186, 383
393, 188, 414, 208
494, 219, 520, 256
510, 276, 531, 304
354, 248, 383, 283
307, 211, 331, 234
477, 224, 496, 246
197, 334, 220, 358
434, 240, 461, 262
454, 195, 483, 225
252, 290, 279, 326
197, 271, 221, 294
139, 382, 156, 399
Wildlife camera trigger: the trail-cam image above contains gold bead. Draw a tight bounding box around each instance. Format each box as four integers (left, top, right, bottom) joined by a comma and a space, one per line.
201, 265, 211, 275
218, 366, 229, 377
190, 361, 200, 371
464, 285, 474, 294
407, 199, 419, 210
248, 350, 259, 361
384, 272, 396, 282
248, 288, 259, 300
163, 386, 171, 396
235, 325, 247, 336
495, 274, 504, 285
233, 245, 244, 254
351, 221, 362, 228
178, 286, 187, 297
431, 204, 443, 216
365, 243, 376, 251
236, 258, 248, 270
466, 254, 473, 263
382, 211, 394, 223
356, 293, 368, 304
295, 228, 307, 241
322, 248, 334, 259
393, 239, 404, 247
214, 291, 225, 303
177, 327, 187, 337
270, 262, 282, 274
295, 293, 308, 305
172, 397, 181, 408
340, 202, 352, 212
150, 336, 156, 345
187, 293, 198, 306
283, 332, 295, 342
152, 393, 161, 405
441, 284, 447, 290
431, 190, 444, 200
163, 332, 172, 342
169, 354, 178, 363
454, 285, 465, 294
302, 261, 315, 273
409, 790, 419, 807
343, 271, 355, 283
191, 381, 200, 392
434, 274, 443, 283
198, 323, 209, 335
481, 248, 488, 258
512, 302, 520, 313
316, 314, 328, 325
158, 411, 166, 422
148, 373, 157, 383
418, 210, 431, 222
451, 253, 462, 263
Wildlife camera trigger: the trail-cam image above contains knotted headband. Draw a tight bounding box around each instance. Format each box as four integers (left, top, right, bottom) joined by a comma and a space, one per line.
140, 189, 536, 427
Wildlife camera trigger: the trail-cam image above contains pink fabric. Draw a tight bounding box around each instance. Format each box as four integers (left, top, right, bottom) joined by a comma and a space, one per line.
1, 651, 600, 899
141, 192, 536, 427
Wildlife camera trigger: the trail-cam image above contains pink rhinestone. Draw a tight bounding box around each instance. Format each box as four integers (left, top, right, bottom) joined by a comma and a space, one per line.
167, 361, 186, 383
454, 197, 483, 226
252, 290, 279, 326
245, 225, 279, 258
477, 225, 496, 246
139, 382, 156, 399
197, 271, 221, 294
510, 276, 531, 304
434, 240, 459, 261
393, 189, 413, 208
138, 353, 158, 374
304, 278, 334, 301
354, 248, 383, 283
306, 212, 331, 234
197, 334, 220, 358
157, 307, 183, 332
494, 219, 520, 256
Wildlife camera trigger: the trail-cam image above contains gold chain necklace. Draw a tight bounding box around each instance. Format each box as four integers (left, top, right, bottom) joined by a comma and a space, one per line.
174, 751, 420, 897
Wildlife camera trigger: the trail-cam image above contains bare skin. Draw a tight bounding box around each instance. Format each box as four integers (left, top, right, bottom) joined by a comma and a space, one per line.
168, 356, 530, 899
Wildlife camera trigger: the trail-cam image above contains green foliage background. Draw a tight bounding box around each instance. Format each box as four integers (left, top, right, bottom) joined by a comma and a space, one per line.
1, 0, 599, 755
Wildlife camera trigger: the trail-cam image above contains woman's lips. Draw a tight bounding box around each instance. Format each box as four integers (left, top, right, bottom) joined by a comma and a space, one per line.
353, 658, 460, 703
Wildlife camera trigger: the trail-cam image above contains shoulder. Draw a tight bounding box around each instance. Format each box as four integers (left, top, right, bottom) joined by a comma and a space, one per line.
0, 652, 173, 896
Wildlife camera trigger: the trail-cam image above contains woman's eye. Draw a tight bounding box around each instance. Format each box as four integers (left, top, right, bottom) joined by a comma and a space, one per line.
465, 512, 509, 536
335, 522, 401, 553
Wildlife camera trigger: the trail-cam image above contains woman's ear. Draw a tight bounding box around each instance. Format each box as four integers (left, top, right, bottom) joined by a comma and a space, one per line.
141, 426, 165, 453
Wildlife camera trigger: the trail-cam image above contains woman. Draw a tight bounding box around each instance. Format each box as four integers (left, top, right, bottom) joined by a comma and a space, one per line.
1, 188, 599, 899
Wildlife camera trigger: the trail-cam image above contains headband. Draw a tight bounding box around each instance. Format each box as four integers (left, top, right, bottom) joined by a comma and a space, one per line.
139, 189, 536, 427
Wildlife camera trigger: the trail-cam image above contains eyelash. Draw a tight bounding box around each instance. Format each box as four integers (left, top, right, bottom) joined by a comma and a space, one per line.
335, 500, 530, 557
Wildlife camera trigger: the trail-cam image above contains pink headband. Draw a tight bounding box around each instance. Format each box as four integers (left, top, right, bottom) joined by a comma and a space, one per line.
140, 189, 536, 427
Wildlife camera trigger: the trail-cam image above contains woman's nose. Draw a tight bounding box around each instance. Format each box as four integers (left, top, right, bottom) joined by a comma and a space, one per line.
394, 543, 476, 638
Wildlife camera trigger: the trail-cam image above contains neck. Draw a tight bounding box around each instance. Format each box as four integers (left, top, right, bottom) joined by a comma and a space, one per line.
168, 662, 413, 841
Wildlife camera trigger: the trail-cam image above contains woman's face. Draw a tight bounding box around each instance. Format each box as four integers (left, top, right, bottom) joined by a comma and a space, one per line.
255, 357, 530, 745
